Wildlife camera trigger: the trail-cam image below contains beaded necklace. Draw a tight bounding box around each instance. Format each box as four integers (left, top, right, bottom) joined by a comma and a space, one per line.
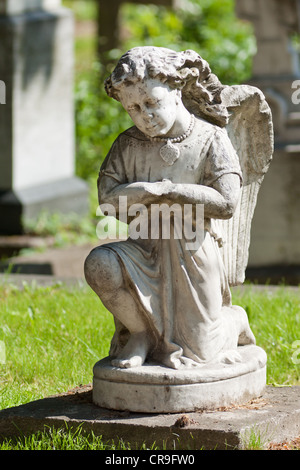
149, 114, 195, 166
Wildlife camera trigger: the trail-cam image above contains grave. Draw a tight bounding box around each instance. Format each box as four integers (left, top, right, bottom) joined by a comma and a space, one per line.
0, 1, 299, 452
236, 0, 300, 279
0, 0, 88, 235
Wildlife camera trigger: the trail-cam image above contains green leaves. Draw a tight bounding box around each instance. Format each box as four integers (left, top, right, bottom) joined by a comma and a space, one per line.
74, 0, 256, 181
0, 283, 114, 409
121, 0, 256, 85
75, 69, 133, 180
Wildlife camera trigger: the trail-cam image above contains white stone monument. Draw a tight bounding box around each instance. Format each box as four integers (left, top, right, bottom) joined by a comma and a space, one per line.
0, 0, 88, 234
85, 47, 273, 413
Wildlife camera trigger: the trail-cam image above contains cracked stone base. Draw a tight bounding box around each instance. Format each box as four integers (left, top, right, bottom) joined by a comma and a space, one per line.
93, 345, 267, 413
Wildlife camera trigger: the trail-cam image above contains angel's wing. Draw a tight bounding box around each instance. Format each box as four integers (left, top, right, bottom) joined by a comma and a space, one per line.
217, 85, 274, 286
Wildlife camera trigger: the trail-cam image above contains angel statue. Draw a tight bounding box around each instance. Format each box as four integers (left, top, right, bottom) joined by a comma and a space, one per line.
85, 47, 273, 371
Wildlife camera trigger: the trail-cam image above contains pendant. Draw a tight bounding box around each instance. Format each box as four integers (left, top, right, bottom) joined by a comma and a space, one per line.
159, 140, 180, 165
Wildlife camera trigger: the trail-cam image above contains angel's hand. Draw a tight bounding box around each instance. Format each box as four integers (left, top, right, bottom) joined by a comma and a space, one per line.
144, 179, 175, 197
162, 174, 241, 219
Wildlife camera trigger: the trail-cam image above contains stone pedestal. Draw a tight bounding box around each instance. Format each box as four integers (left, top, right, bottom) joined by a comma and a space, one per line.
93, 346, 267, 413
0, 1, 88, 234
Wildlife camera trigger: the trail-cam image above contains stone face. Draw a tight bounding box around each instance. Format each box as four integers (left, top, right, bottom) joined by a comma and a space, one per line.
85, 46, 273, 412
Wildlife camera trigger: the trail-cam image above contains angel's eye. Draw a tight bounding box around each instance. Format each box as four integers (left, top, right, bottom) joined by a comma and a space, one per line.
128, 104, 141, 112
145, 100, 159, 108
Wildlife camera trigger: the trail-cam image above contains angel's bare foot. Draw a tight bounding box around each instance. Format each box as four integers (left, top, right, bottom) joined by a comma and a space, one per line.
111, 332, 150, 369
218, 349, 243, 364
232, 306, 256, 346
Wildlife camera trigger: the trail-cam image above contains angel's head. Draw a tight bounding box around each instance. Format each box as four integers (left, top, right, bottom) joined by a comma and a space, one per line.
105, 46, 229, 131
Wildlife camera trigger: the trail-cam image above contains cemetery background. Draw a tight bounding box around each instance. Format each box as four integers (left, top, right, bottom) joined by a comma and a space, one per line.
0, 0, 299, 450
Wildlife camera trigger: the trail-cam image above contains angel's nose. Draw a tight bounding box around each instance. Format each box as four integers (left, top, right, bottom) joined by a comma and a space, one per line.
143, 112, 154, 121
141, 104, 154, 119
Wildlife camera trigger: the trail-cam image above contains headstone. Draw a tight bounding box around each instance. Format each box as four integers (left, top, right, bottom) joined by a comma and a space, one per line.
85, 46, 273, 413
0, 0, 61, 15
236, 0, 300, 273
0, 0, 88, 234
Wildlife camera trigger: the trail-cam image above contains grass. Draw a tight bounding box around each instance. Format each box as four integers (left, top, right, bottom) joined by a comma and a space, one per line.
232, 285, 300, 386
0, 281, 299, 449
1, 3, 298, 449
0, 280, 114, 410
0, 425, 152, 451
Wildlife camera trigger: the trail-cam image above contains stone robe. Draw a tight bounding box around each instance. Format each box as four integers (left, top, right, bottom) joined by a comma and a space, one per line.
98, 117, 242, 368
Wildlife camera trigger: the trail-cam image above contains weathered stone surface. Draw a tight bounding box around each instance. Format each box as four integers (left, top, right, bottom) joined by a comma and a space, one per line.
93, 346, 267, 413
0, 7, 75, 192
84, 46, 273, 412
0, 386, 299, 449
0, 4, 89, 233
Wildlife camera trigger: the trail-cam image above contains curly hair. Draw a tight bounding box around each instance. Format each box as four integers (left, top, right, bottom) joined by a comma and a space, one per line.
104, 46, 229, 128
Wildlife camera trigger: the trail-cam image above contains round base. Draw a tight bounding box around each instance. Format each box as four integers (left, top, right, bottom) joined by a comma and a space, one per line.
93, 345, 267, 413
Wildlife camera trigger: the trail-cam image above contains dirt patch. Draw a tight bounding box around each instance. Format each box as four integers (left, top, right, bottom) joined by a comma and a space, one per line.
268, 436, 300, 450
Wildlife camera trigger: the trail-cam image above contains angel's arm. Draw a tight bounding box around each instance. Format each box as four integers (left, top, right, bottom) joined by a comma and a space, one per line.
164, 127, 242, 219
99, 167, 241, 220
98, 174, 177, 210
98, 135, 178, 211
166, 173, 241, 220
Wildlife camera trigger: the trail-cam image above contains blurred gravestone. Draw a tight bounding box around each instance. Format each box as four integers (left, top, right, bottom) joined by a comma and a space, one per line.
0, 0, 89, 235
236, 0, 300, 280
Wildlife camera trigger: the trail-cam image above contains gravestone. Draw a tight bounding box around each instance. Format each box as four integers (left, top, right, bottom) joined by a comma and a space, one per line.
0, 0, 88, 234
236, 0, 300, 275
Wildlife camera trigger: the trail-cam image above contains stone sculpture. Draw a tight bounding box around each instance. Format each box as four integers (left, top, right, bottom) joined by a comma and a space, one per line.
85, 47, 274, 412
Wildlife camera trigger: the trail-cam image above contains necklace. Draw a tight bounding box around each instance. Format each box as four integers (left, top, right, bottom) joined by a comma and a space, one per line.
150, 114, 196, 166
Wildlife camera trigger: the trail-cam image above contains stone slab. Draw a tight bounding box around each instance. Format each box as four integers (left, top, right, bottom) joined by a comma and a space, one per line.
93, 346, 267, 413
0, 176, 89, 235
0, 8, 75, 192
0, 386, 299, 450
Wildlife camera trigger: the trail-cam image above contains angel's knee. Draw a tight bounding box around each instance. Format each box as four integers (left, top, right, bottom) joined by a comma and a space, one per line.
84, 246, 123, 298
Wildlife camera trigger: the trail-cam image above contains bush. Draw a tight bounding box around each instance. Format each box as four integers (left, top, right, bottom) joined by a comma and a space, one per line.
75, 63, 133, 180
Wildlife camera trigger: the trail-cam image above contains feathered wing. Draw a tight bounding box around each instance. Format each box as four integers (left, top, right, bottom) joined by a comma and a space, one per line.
217, 85, 274, 286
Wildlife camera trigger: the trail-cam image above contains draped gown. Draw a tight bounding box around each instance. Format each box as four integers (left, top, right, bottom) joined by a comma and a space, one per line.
97, 117, 243, 368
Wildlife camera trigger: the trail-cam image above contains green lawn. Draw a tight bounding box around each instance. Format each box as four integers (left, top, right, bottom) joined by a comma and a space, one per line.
0, 281, 299, 450
232, 285, 300, 386
0, 282, 299, 412
0, 280, 114, 410
0, 425, 150, 451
